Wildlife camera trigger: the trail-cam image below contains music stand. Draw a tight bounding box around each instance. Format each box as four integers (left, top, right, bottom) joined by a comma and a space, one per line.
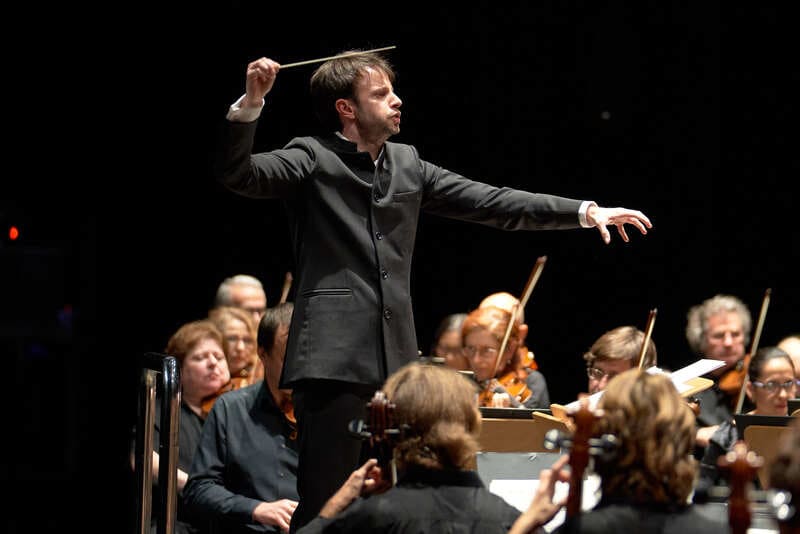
478, 411, 568, 453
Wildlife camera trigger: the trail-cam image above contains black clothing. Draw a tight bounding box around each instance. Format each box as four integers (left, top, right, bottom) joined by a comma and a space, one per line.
219, 121, 586, 531
131, 400, 205, 534
218, 127, 586, 388
296, 467, 521, 534
183, 382, 299, 533
554, 501, 728, 533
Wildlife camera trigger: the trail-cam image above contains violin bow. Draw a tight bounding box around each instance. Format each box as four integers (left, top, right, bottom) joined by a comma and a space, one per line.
489, 256, 547, 378
734, 288, 771, 414
279, 272, 293, 304
637, 308, 658, 369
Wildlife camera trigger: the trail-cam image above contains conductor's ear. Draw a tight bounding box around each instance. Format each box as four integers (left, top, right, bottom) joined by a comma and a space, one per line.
335, 98, 355, 120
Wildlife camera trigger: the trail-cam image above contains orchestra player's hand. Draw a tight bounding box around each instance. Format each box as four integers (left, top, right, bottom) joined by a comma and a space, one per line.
319, 458, 382, 518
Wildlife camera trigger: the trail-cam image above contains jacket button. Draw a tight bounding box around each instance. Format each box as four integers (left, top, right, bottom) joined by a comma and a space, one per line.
383, 307, 392, 320
381, 269, 388, 280
375, 231, 383, 240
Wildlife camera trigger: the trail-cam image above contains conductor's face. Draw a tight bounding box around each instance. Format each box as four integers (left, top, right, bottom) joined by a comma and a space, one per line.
350, 67, 402, 139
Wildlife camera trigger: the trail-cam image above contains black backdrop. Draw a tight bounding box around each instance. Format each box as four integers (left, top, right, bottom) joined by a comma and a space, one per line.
4, 3, 797, 532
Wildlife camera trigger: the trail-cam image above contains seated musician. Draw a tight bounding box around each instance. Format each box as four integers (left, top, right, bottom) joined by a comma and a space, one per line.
296, 363, 522, 533
462, 305, 550, 409
510, 369, 729, 533
479, 291, 538, 371
699, 345, 797, 489
429, 312, 469, 370
583, 325, 657, 394
183, 303, 299, 533
130, 319, 231, 534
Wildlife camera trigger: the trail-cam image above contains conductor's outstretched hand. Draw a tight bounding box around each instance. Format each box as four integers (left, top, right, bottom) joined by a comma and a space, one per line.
586, 205, 652, 244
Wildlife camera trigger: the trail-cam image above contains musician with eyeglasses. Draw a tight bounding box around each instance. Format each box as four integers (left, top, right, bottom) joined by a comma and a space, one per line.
461, 305, 550, 408
583, 326, 657, 394
699, 345, 798, 489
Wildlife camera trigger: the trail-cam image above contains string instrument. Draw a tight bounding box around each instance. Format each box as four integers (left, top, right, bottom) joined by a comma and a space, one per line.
637, 308, 657, 369
543, 398, 617, 518
277, 392, 297, 440
477, 256, 547, 406
348, 390, 406, 493
200, 375, 251, 418
717, 440, 764, 534
477, 369, 531, 407
719, 288, 771, 412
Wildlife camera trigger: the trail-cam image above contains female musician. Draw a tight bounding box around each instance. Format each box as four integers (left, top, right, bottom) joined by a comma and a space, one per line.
131, 319, 231, 533
209, 305, 263, 384
297, 363, 522, 533
429, 312, 469, 370
461, 305, 550, 409
699, 345, 797, 488
510, 369, 728, 533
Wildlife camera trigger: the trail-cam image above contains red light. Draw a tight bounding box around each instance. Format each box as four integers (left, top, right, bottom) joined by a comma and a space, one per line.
8, 226, 19, 240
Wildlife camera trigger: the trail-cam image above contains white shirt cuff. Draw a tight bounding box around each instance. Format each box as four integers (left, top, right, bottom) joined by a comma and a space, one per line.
226, 94, 264, 123
579, 201, 597, 228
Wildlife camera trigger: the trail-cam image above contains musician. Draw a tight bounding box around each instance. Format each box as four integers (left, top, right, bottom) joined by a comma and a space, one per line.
777, 334, 800, 381
685, 294, 753, 448
296, 363, 522, 533
183, 303, 299, 533
131, 319, 231, 534
698, 345, 796, 489
217, 48, 652, 531
209, 305, 263, 385
462, 305, 550, 408
479, 291, 538, 371
429, 312, 469, 370
214, 273, 268, 324
583, 325, 657, 394
510, 369, 729, 533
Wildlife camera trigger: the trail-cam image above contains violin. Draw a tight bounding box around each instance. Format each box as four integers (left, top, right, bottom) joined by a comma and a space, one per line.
200, 375, 251, 418
477, 369, 531, 407
278, 392, 297, 440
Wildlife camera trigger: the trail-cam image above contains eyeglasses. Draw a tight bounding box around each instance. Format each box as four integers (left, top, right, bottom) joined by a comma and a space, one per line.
587, 367, 618, 382
435, 344, 462, 356
463, 346, 500, 359
225, 335, 255, 348
751, 379, 799, 394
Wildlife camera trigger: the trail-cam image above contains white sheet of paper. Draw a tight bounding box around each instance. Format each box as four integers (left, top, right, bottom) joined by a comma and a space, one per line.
489, 475, 601, 532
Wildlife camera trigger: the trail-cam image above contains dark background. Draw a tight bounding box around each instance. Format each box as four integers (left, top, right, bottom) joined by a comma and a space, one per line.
3, 3, 797, 532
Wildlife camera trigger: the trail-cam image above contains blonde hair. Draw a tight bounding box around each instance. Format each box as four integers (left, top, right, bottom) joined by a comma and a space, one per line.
595, 369, 697, 505
382, 363, 480, 471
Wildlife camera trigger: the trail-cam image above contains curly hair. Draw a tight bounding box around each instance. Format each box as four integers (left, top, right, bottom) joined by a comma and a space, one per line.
685, 294, 752, 355
594, 369, 698, 506
381, 363, 481, 471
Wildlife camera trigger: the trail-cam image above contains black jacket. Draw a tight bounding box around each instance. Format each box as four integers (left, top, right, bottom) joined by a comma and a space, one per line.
218, 124, 585, 387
